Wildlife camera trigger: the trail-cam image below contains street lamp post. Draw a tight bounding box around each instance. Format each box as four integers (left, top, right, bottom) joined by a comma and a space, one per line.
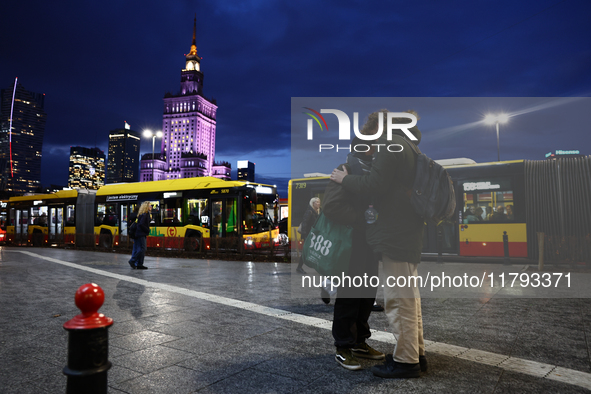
143, 129, 163, 181
484, 114, 509, 162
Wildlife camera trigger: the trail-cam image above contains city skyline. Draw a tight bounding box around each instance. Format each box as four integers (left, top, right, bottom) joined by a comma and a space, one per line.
1, 1, 590, 196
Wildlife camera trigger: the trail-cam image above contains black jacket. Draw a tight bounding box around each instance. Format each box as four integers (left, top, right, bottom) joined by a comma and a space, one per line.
300, 206, 319, 240
324, 152, 378, 294
341, 128, 424, 264
136, 213, 151, 238
323, 152, 369, 229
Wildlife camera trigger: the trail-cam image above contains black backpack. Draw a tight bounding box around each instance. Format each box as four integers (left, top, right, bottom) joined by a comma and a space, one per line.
406, 143, 456, 225
128, 220, 138, 240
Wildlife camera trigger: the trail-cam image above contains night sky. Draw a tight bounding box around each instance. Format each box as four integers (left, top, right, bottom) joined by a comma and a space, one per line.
2, 0, 590, 197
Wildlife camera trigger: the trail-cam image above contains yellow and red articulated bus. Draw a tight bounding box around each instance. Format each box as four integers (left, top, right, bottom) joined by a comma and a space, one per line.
7, 177, 280, 250
6, 190, 83, 246
288, 158, 588, 260
94, 177, 280, 250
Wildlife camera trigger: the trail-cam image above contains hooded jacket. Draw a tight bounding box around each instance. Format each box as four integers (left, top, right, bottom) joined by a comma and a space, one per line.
341, 126, 424, 264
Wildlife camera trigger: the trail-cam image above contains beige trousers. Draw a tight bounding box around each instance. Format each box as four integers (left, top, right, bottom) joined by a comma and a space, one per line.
381, 255, 425, 364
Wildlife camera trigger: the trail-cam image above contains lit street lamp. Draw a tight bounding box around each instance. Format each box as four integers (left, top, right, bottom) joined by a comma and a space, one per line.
143, 129, 163, 181
484, 113, 509, 162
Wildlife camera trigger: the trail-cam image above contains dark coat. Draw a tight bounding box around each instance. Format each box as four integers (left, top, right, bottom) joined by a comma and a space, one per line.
324, 153, 378, 295
323, 153, 369, 229
300, 206, 319, 240
136, 213, 151, 238
341, 128, 424, 264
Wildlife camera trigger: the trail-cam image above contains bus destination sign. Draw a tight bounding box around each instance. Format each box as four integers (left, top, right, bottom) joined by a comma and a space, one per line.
106, 195, 138, 202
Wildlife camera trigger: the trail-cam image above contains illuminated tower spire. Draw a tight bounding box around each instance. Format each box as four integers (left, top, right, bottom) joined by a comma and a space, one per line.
190, 15, 197, 55
185, 14, 201, 72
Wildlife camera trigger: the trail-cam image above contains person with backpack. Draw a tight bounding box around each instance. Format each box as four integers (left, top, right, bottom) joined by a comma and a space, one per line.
323, 137, 384, 371
330, 109, 427, 379
128, 201, 151, 270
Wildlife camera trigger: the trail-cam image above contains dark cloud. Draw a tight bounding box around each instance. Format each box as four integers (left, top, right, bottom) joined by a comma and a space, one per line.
1, 0, 590, 197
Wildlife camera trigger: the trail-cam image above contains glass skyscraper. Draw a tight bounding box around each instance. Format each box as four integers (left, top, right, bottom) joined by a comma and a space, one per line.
0, 80, 47, 193
68, 146, 105, 190
107, 124, 141, 183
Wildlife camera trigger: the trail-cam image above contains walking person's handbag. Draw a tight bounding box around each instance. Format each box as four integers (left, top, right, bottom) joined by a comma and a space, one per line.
128, 220, 138, 240
302, 212, 353, 276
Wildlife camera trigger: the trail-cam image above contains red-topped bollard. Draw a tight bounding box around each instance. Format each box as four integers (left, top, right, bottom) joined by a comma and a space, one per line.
63, 283, 113, 394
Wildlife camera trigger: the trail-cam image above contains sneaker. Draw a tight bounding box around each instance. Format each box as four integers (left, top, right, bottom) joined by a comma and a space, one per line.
128, 261, 136, 269
371, 358, 420, 379
419, 355, 427, 372
320, 287, 330, 304
352, 342, 385, 360
335, 347, 362, 371
385, 354, 427, 372
136, 265, 148, 270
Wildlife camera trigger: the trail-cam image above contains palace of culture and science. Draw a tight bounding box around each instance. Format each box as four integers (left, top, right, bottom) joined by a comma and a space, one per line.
139, 18, 230, 182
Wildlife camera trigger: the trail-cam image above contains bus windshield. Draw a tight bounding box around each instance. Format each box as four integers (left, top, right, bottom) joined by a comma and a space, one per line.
242, 187, 278, 234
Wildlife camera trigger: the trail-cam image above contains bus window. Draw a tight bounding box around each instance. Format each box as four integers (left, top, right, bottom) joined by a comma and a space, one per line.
104, 204, 119, 226
17, 210, 28, 234
149, 201, 160, 226
66, 205, 75, 226
186, 198, 208, 227
212, 200, 222, 237
0, 203, 6, 230
462, 179, 515, 223
161, 199, 182, 225
242, 197, 255, 233
120, 205, 129, 236
96, 204, 105, 225
31, 206, 48, 226
226, 198, 237, 236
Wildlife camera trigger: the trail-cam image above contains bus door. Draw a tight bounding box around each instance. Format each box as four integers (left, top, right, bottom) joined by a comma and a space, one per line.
30, 205, 48, 246
120, 203, 134, 237
14, 209, 28, 243
48, 207, 64, 243
210, 197, 238, 239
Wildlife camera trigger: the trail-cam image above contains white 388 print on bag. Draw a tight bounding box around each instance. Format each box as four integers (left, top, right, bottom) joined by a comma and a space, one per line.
302, 213, 353, 276
308, 232, 333, 256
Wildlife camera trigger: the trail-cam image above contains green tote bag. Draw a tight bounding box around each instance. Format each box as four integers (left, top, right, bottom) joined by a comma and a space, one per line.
302, 212, 353, 276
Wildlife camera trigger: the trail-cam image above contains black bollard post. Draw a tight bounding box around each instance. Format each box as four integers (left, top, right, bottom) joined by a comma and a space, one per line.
63, 283, 113, 394
503, 231, 510, 265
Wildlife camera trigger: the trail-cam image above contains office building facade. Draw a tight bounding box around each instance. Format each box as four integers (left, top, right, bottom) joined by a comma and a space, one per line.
107, 124, 141, 183
237, 160, 255, 182
68, 146, 105, 190
0, 79, 47, 193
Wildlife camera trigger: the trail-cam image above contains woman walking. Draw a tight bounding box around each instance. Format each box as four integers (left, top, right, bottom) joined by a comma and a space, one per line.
128, 201, 152, 270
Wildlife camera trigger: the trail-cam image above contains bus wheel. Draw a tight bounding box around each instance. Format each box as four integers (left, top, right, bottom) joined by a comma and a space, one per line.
99, 229, 112, 248
184, 234, 201, 252
32, 229, 43, 247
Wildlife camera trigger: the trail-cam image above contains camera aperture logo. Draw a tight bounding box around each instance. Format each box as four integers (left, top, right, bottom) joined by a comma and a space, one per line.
303, 108, 417, 153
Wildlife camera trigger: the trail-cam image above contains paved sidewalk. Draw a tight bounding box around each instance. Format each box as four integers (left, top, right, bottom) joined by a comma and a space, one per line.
0, 247, 590, 393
